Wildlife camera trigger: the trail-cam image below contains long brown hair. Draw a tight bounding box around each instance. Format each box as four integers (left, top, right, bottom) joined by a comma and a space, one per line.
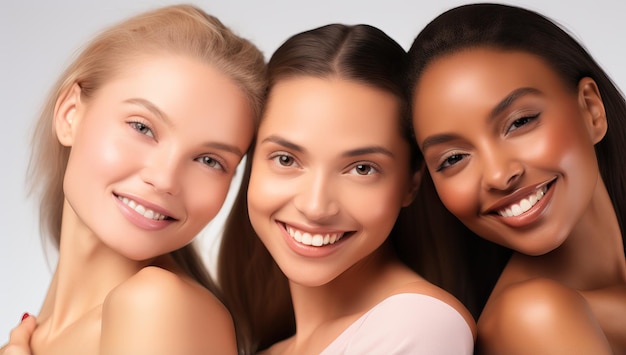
27, 4, 266, 297
407, 3, 626, 318
217, 23, 462, 354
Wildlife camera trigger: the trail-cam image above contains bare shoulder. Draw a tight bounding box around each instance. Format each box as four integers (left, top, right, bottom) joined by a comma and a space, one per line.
395, 279, 476, 338
101, 266, 237, 355
477, 277, 612, 355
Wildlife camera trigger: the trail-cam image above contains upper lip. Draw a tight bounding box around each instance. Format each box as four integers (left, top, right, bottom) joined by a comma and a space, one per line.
483, 177, 555, 215
279, 221, 350, 235
115, 192, 177, 220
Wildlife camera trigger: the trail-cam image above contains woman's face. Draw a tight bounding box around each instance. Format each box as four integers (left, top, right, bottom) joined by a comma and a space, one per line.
57, 53, 254, 260
412, 48, 606, 255
248, 76, 416, 287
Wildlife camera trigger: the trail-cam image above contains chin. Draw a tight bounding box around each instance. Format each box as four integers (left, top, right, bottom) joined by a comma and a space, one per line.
283, 269, 340, 288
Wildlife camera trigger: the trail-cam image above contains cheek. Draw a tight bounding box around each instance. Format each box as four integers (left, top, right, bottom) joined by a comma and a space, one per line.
246, 162, 284, 228
346, 181, 406, 235
64, 123, 129, 195
522, 111, 599, 179
185, 172, 232, 225
431, 172, 478, 221
75, 114, 134, 170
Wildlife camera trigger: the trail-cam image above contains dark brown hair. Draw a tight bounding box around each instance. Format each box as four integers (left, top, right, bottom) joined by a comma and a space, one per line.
217, 23, 450, 353
406, 2, 626, 317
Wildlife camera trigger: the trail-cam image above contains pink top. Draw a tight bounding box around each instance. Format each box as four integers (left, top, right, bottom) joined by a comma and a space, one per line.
320, 293, 474, 354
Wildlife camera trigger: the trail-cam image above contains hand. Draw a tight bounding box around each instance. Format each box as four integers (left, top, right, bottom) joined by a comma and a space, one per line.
0, 314, 36, 355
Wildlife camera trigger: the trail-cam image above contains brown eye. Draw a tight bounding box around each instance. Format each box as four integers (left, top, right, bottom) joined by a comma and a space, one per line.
271, 153, 298, 168
507, 113, 540, 134
436, 153, 466, 172
350, 163, 378, 176
278, 155, 294, 166
356, 164, 370, 175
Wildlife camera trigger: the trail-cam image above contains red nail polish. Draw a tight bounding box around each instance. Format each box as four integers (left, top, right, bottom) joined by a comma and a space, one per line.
21, 312, 29, 322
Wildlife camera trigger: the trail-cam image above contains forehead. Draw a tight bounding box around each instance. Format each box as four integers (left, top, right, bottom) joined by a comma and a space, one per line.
412, 49, 570, 134
259, 76, 401, 141
418, 48, 567, 99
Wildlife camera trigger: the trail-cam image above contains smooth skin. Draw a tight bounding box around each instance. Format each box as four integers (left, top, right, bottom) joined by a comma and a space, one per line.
249, 76, 475, 354
23, 53, 252, 355
413, 48, 626, 354
0, 316, 37, 355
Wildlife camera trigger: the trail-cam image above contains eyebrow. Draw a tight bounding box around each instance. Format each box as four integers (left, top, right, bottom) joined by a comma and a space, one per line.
341, 146, 394, 158
261, 135, 393, 158
205, 142, 244, 157
125, 98, 243, 157
421, 87, 541, 151
489, 87, 541, 121
124, 98, 173, 128
421, 133, 460, 151
261, 135, 306, 153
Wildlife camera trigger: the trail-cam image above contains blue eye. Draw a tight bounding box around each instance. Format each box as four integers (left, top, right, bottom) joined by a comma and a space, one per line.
129, 121, 154, 138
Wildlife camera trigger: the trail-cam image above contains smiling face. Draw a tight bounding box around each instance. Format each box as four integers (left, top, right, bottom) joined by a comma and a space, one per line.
247, 76, 416, 287
412, 48, 607, 255
56, 53, 253, 260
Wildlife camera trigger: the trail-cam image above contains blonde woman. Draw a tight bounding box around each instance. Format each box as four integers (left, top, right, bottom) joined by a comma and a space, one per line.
1, 5, 265, 354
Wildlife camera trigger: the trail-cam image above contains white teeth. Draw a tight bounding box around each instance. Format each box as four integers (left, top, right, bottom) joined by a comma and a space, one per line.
312, 235, 323, 246
498, 185, 547, 217
294, 230, 302, 242
286, 225, 344, 247
118, 196, 167, 220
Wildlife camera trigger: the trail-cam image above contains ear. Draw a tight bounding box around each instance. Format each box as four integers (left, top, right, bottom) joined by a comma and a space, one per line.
54, 83, 82, 147
577, 77, 607, 144
402, 169, 422, 207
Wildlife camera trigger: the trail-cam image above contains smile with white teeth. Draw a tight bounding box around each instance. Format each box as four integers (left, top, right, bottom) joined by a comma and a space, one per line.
117, 195, 168, 220
497, 185, 547, 217
285, 224, 344, 247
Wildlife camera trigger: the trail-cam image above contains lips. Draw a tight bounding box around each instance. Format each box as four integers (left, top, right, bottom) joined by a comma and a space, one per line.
284, 223, 346, 247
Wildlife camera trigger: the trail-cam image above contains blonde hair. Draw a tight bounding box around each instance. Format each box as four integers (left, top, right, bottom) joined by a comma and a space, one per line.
27, 4, 266, 291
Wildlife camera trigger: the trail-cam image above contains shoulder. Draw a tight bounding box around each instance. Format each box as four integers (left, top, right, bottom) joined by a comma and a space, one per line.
101, 266, 237, 355
342, 293, 474, 355
478, 277, 612, 354
395, 280, 477, 337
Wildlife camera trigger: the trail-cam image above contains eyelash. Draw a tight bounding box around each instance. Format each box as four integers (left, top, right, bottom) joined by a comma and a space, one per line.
129, 120, 228, 173
270, 153, 299, 168
347, 162, 379, 176
128, 120, 155, 138
434, 113, 541, 172
506, 112, 540, 134
436, 152, 467, 172
268, 153, 380, 176
196, 155, 227, 172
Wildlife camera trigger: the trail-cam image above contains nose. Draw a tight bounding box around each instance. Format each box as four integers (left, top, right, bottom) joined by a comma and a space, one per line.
293, 171, 339, 222
140, 150, 182, 195
481, 148, 524, 192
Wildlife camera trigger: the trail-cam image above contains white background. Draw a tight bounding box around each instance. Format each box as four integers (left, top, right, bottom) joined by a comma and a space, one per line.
2, 0, 625, 343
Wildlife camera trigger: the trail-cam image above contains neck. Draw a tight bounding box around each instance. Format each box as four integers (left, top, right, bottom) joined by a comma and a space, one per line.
508, 177, 626, 289
38, 199, 152, 335
287, 245, 397, 341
